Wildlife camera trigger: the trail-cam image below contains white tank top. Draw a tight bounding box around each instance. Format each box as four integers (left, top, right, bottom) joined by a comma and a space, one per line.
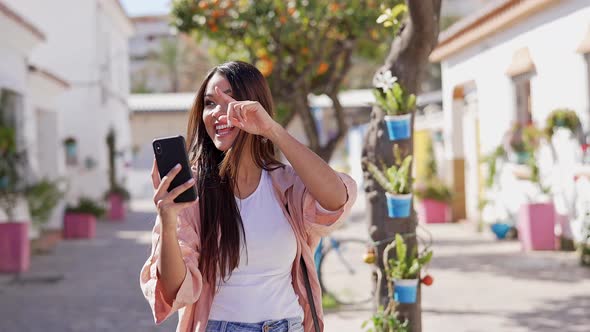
208, 170, 304, 323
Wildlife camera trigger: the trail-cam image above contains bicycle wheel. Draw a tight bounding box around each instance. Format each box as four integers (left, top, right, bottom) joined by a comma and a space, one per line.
318, 238, 374, 305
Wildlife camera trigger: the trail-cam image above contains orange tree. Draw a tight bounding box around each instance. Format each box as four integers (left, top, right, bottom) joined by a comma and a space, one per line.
171, 0, 404, 161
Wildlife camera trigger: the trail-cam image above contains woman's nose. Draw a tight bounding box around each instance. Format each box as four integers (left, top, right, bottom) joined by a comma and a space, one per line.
211, 104, 224, 121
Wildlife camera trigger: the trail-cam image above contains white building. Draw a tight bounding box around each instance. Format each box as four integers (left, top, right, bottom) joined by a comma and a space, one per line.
129, 15, 211, 93
3, 0, 135, 210
431, 0, 590, 223
0, 1, 69, 235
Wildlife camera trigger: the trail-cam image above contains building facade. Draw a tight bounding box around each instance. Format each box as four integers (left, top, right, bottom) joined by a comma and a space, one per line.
431, 0, 590, 223
4, 0, 135, 209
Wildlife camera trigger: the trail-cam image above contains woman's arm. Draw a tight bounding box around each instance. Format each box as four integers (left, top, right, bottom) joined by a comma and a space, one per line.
266, 123, 348, 211
215, 86, 348, 210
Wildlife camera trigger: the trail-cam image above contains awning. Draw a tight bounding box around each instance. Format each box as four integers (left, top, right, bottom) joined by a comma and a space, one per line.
506, 47, 536, 77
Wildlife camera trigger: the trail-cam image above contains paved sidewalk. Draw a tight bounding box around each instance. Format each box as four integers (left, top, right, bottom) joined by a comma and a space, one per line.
324, 219, 590, 332
1, 198, 589, 332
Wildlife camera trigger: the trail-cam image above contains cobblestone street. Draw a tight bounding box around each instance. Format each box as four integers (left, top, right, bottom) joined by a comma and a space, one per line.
1, 199, 590, 332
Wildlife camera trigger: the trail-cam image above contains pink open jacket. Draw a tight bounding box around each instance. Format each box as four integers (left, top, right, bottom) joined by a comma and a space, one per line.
139, 165, 358, 332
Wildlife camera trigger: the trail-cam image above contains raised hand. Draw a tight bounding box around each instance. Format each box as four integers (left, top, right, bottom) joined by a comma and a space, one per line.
215, 85, 278, 138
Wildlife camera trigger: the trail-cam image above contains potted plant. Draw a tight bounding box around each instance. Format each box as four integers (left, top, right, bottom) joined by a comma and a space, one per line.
362, 305, 409, 332
385, 234, 433, 304
373, 70, 416, 141
545, 108, 581, 138
505, 122, 543, 164
414, 138, 451, 223
0, 123, 30, 273
104, 128, 130, 221
414, 179, 451, 224
63, 197, 105, 239
365, 153, 413, 218
26, 178, 66, 253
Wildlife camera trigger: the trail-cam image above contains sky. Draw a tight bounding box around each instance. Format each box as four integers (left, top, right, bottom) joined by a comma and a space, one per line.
120, 0, 170, 17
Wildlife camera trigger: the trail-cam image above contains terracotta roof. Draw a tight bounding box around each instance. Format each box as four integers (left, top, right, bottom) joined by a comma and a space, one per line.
131, 14, 170, 23
0, 1, 45, 41
28, 64, 70, 88
430, 0, 560, 62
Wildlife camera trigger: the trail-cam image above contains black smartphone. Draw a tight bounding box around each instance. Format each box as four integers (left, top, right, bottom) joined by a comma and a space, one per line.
152, 135, 197, 203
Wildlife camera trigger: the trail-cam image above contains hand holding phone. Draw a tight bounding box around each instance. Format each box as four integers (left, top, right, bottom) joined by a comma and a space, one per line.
151, 136, 197, 225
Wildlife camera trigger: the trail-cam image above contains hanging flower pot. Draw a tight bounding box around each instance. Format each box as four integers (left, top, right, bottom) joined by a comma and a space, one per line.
393, 279, 419, 303
384, 114, 412, 141
0, 222, 30, 273
386, 193, 412, 218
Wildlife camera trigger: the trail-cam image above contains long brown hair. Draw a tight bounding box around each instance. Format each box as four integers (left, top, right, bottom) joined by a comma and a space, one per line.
186, 61, 283, 286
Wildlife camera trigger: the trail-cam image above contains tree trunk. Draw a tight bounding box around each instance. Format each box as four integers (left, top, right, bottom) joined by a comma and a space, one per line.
362, 1, 441, 331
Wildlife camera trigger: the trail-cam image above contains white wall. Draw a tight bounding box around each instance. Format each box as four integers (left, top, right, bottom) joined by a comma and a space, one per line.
4, 0, 134, 203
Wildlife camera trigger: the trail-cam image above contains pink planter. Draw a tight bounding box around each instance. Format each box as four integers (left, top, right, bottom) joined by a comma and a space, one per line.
107, 193, 126, 221
63, 213, 96, 239
418, 199, 449, 224
518, 203, 556, 251
0, 222, 30, 273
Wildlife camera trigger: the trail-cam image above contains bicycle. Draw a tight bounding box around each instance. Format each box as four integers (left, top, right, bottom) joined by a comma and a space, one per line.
314, 236, 375, 306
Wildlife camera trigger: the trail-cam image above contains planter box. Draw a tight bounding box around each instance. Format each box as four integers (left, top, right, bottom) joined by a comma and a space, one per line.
107, 193, 126, 221
0, 222, 30, 273
418, 199, 449, 224
393, 279, 418, 304
386, 193, 412, 218
384, 114, 412, 141
518, 203, 556, 251
63, 213, 96, 239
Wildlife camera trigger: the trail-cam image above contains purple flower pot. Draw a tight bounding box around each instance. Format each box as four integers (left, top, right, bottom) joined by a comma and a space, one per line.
418, 199, 449, 224
107, 193, 126, 221
63, 213, 96, 239
0, 222, 30, 273
518, 203, 556, 251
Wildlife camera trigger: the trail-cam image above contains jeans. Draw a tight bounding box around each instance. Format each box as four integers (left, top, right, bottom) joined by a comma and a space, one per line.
205, 317, 304, 332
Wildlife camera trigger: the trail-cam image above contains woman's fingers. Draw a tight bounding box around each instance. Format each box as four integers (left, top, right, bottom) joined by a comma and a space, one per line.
153, 164, 182, 203
151, 159, 161, 190
168, 177, 196, 201
215, 85, 236, 103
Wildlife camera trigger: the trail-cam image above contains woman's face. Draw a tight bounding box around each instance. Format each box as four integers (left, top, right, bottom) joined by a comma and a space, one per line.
202, 73, 239, 151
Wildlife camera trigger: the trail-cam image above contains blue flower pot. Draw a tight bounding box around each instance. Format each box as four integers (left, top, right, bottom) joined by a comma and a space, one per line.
515, 151, 531, 164
491, 222, 511, 239
386, 193, 412, 218
384, 114, 412, 141
394, 279, 418, 304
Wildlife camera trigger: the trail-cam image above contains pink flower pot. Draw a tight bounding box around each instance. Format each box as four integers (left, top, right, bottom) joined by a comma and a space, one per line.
418, 199, 449, 224
63, 213, 96, 239
0, 222, 30, 273
518, 203, 556, 251
107, 193, 126, 221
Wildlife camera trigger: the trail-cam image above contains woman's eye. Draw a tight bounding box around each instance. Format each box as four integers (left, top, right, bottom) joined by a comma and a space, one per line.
205, 100, 216, 107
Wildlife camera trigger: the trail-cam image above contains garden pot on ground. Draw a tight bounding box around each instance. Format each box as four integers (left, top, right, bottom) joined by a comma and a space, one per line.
393, 279, 418, 304
518, 202, 556, 251
384, 114, 411, 141
0, 222, 30, 273
63, 213, 96, 239
107, 193, 126, 221
386, 193, 412, 218
418, 199, 449, 224
490, 222, 513, 239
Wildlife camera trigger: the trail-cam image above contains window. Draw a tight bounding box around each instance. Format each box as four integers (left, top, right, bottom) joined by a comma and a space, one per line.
513, 75, 532, 125
0, 89, 24, 145
63, 137, 78, 166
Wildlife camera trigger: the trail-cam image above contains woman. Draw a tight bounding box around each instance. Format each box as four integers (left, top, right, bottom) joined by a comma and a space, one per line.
140, 61, 357, 332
